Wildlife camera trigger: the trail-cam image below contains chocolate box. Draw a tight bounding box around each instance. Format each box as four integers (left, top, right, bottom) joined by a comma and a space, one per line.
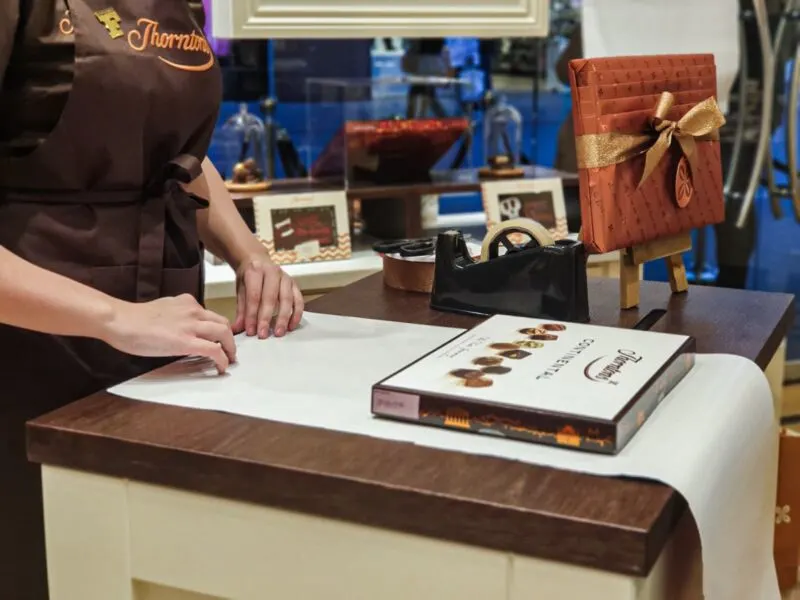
568, 54, 725, 254
253, 191, 351, 266
481, 178, 570, 241
372, 314, 695, 454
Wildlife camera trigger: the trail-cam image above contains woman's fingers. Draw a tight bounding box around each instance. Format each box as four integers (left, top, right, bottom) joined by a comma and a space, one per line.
256, 266, 280, 338
200, 307, 232, 328
186, 337, 231, 374
232, 257, 304, 340
288, 281, 304, 332
244, 267, 265, 336
193, 321, 237, 363
273, 274, 294, 337
233, 282, 247, 334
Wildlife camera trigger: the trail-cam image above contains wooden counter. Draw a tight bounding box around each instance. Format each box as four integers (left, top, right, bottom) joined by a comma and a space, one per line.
27, 276, 793, 600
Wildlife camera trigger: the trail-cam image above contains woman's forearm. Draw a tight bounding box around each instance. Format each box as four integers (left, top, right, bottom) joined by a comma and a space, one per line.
193, 158, 263, 269
0, 247, 119, 340
0, 247, 238, 372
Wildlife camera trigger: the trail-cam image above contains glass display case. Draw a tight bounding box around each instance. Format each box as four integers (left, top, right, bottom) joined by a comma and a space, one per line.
216, 103, 271, 192
304, 76, 475, 188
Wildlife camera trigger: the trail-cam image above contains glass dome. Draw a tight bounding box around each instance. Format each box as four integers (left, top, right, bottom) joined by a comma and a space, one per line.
483, 94, 523, 171
218, 103, 270, 192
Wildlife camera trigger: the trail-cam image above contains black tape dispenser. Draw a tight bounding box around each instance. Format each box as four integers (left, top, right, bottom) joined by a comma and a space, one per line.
430, 218, 590, 322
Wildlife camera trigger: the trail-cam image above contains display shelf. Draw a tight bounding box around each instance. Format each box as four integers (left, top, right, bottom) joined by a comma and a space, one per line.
230, 168, 579, 239
436, 211, 486, 230
204, 248, 382, 300
204, 213, 493, 301
203, 212, 621, 302
231, 167, 578, 208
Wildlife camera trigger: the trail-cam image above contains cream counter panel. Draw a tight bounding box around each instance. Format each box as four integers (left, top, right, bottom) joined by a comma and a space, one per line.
43, 466, 701, 600
210, 0, 549, 39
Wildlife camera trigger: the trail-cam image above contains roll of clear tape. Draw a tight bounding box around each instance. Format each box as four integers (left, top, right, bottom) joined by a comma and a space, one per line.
479, 218, 556, 263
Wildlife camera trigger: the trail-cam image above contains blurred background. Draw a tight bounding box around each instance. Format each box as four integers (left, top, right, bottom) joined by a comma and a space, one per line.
202, 0, 800, 379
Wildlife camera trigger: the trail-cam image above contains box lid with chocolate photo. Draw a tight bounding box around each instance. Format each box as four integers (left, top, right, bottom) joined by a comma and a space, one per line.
372, 315, 695, 454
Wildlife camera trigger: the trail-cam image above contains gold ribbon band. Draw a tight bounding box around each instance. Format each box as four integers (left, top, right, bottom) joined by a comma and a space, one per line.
577, 132, 654, 169
576, 92, 726, 188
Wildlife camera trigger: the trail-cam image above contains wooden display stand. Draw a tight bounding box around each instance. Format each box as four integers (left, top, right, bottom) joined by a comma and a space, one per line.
226, 180, 272, 193
578, 229, 691, 310
478, 155, 525, 180
478, 165, 525, 180
619, 233, 691, 309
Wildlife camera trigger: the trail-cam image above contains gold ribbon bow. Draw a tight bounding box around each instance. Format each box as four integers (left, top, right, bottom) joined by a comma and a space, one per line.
576, 91, 726, 188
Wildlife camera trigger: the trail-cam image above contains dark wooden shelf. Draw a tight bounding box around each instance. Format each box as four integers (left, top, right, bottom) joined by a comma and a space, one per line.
231, 166, 579, 237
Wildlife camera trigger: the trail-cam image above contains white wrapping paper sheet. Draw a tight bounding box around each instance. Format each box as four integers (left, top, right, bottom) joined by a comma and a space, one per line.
110, 312, 780, 600
581, 0, 740, 113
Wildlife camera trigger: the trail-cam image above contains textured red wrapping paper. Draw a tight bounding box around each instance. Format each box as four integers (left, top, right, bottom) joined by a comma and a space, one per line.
568, 54, 725, 254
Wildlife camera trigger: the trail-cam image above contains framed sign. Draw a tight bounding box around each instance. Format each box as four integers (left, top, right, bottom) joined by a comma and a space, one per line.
482, 178, 569, 240
211, 0, 549, 39
253, 191, 351, 265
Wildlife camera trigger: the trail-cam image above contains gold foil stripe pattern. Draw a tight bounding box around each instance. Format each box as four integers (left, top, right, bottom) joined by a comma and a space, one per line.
576, 92, 725, 190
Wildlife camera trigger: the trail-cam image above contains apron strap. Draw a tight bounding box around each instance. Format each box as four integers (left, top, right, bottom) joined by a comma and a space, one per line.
136, 154, 208, 302
0, 154, 208, 303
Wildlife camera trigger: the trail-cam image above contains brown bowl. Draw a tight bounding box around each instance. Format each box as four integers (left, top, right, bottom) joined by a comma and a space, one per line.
382, 255, 435, 294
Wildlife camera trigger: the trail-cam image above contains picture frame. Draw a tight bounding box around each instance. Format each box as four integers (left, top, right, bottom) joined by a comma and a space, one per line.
481, 178, 569, 240
253, 191, 352, 265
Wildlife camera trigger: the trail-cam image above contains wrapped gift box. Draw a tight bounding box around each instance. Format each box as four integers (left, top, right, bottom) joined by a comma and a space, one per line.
568, 54, 726, 254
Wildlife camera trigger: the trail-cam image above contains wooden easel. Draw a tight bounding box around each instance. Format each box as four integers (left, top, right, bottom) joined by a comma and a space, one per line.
618, 232, 691, 309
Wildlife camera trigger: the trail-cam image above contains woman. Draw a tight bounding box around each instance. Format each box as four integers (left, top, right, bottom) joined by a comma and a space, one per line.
0, 1, 303, 597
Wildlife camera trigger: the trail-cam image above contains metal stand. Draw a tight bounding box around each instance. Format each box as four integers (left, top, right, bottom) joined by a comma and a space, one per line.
736, 0, 778, 227
260, 97, 277, 180
258, 97, 307, 179
688, 227, 718, 285
763, 1, 800, 220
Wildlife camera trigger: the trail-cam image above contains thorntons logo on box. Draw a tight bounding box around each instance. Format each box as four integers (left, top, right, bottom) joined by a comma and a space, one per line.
583, 349, 644, 386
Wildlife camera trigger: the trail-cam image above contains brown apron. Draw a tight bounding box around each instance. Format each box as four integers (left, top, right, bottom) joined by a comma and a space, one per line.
0, 1, 222, 597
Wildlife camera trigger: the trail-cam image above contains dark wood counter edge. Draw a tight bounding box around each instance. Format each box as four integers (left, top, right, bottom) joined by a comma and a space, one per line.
27, 394, 680, 577
758, 298, 795, 370
656, 284, 793, 372
26, 276, 794, 578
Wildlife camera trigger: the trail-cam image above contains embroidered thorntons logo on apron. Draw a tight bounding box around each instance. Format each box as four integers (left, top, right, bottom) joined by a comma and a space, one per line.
60, 9, 75, 35
93, 9, 214, 72
94, 8, 124, 39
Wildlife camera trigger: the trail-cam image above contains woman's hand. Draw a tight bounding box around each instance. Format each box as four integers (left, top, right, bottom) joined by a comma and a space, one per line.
102, 294, 237, 374
189, 158, 304, 338
233, 250, 304, 339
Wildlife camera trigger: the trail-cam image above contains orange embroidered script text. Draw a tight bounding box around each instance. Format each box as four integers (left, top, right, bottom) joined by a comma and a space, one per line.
127, 18, 214, 72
